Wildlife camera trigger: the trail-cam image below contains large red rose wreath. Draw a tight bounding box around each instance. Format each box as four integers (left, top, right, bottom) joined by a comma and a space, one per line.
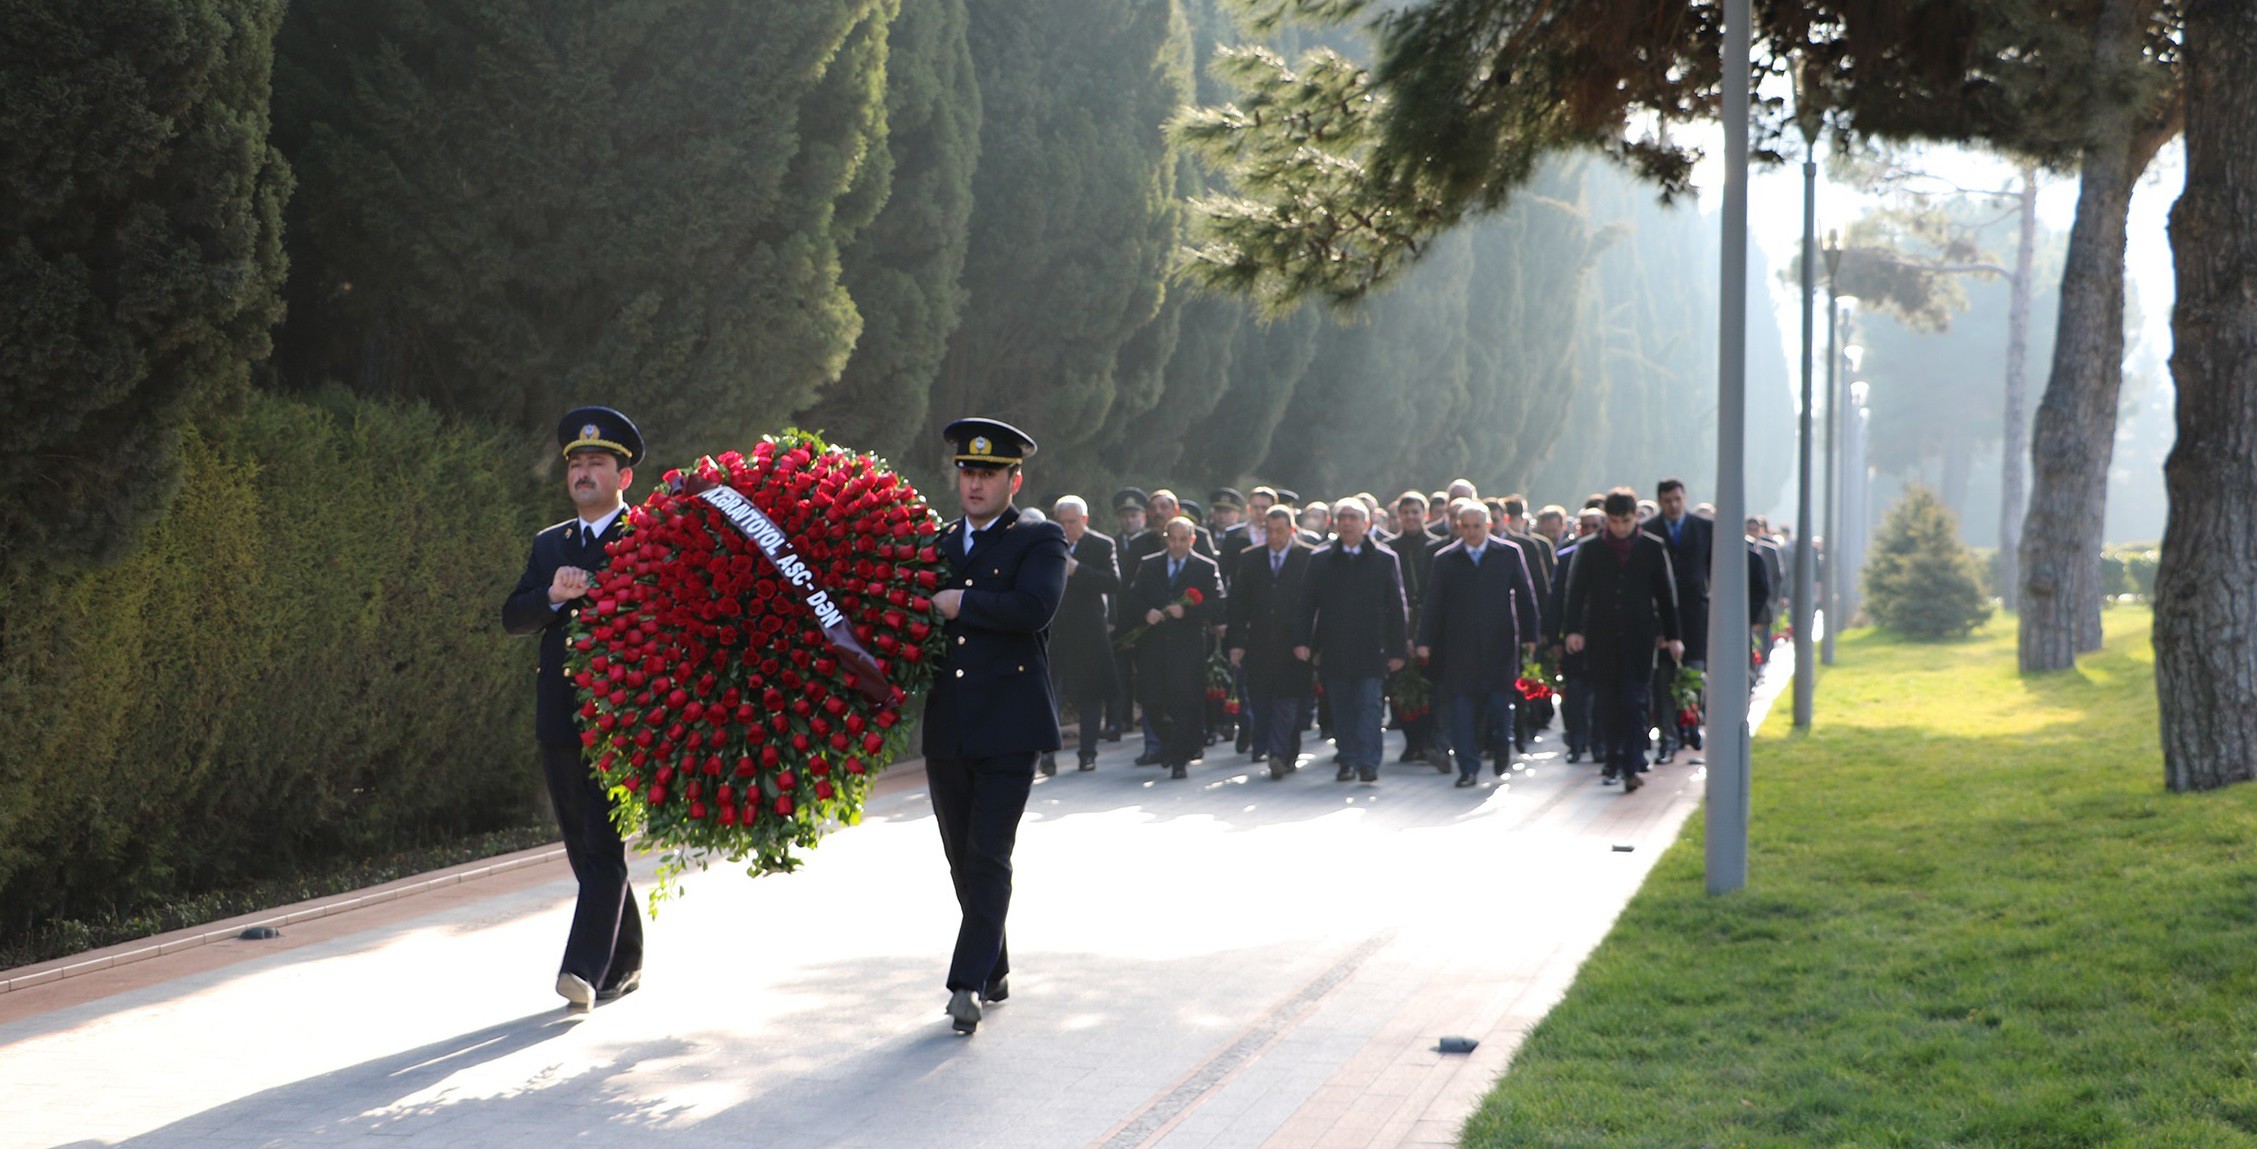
566, 429, 947, 900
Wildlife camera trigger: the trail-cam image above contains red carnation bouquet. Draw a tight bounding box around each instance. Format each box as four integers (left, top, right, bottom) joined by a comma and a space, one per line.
1206, 646, 1240, 715
1670, 665, 1706, 750
1115, 585, 1205, 649
1515, 656, 1555, 702
567, 429, 947, 902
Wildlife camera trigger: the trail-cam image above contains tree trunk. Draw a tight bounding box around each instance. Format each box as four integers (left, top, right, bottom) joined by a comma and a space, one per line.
1997, 169, 2036, 612
2017, 134, 2138, 669
2157, 0, 2257, 792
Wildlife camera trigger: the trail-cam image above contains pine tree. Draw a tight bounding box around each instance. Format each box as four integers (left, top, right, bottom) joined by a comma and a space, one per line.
1863, 485, 1994, 640
270, 0, 897, 451
0, 0, 292, 573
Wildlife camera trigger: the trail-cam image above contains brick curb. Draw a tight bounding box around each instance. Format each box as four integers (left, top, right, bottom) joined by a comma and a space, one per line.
0, 756, 936, 996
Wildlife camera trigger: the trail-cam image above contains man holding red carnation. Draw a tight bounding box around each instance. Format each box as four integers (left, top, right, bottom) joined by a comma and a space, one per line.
922, 417, 1068, 1035
501, 406, 647, 1010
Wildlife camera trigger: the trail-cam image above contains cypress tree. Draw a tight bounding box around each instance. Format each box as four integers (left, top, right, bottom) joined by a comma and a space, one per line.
271, 0, 897, 449
928, 0, 1191, 484
798, 0, 982, 461
0, 0, 292, 573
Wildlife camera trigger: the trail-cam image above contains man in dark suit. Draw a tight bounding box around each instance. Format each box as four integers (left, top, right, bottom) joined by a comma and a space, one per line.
502, 406, 647, 1011
1228, 505, 1314, 779
1500, 496, 1558, 593
1106, 488, 1150, 748
921, 418, 1068, 1035
1296, 499, 1409, 784
1211, 487, 1253, 588
1381, 492, 1442, 767
1130, 517, 1224, 780
1561, 488, 1683, 793
1548, 508, 1605, 764
1644, 479, 1712, 761
1045, 496, 1119, 775
1746, 519, 1783, 678
1421, 499, 1543, 787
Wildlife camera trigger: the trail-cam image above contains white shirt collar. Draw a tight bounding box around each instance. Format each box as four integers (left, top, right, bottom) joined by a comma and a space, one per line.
579, 503, 624, 539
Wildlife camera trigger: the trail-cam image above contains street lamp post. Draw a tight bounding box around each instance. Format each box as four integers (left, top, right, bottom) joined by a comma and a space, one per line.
1792, 155, 1818, 729
1708, 0, 1753, 896
1820, 234, 1842, 666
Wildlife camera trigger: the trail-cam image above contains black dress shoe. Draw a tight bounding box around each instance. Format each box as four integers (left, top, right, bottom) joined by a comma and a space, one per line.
1336, 766, 1354, 782
1104, 727, 1123, 742
596, 969, 641, 1002
1453, 774, 1477, 788
1623, 770, 1644, 793
1251, 751, 1268, 764
948, 990, 981, 1034
1270, 761, 1291, 780
1040, 754, 1057, 777
1434, 757, 1452, 774
1565, 749, 1581, 764
1078, 756, 1097, 771
981, 976, 1009, 1004
1134, 752, 1159, 766
1357, 768, 1378, 783
1170, 762, 1188, 780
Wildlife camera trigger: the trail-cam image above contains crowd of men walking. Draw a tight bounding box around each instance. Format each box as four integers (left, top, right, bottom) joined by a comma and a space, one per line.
1039, 480, 1800, 793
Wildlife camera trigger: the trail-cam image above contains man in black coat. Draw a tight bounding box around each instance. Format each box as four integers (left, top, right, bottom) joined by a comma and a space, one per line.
1296, 499, 1410, 784
1130, 517, 1224, 779
501, 406, 647, 1011
1045, 495, 1120, 774
922, 418, 1068, 1035
1228, 505, 1314, 779
1380, 492, 1442, 767
1420, 500, 1542, 787
1561, 488, 1683, 793
1123, 488, 1216, 763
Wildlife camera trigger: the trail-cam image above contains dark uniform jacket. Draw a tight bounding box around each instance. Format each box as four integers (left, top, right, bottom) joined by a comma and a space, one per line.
1214, 523, 1254, 589
1297, 541, 1410, 680
922, 505, 1070, 760
1559, 531, 1683, 681
1507, 528, 1557, 594
504, 513, 626, 745
1420, 539, 1543, 696
1754, 537, 1787, 624
1128, 550, 1225, 712
1226, 543, 1314, 697
1053, 529, 1122, 699
1125, 522, 1217, 575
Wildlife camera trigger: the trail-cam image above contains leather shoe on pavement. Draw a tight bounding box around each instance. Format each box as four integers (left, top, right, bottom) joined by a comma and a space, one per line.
556, 972, 597, 1011
980, 977, 1009, 1004
596, 969, 641, 1003
1454, 774, 1477, 788
948, 989, 982, 1034
1335, 766, 1354, 782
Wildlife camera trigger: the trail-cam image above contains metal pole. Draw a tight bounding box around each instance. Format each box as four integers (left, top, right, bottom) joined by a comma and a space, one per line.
1792, 157, 1817, 728
1820, 266, 1841, 666
1707, 0, 1752, 896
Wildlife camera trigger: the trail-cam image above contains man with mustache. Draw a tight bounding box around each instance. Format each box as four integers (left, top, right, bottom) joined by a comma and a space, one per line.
502, 406, 647, 1010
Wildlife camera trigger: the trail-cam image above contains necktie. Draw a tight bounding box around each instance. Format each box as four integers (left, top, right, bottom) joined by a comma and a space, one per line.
1468, 545, 1481, 568
964, 526, 978, 556
1271, 551, 1284, 576
1168, 558, 1182, 582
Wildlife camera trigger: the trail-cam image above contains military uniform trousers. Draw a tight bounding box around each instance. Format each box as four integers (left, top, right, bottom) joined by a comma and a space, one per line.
928, 751, 1038, 992
539, 742, 643, 991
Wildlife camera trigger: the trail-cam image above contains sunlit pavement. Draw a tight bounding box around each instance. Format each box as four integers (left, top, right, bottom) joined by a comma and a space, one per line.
0, 655, 1787, 1149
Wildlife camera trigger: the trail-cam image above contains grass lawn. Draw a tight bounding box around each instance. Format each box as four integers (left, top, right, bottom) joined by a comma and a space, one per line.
1463, 608, 2257, 1147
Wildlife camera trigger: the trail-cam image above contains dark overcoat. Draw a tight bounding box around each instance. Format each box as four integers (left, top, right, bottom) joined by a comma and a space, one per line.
1052, 528, 1121, 699
1226, 543, 1314, 697
1296, 541, 1409, 680
1128, 550, 1224, 715
1419, 539, 1543, 696
1644, 513, 1713, 657
922, 505, 1070, 759
1559, 531, 1683, 682
503, 513, 626, 745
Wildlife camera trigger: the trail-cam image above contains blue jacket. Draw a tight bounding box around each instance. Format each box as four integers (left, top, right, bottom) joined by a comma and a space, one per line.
502, 514, 626, 745
921, 505, 1070, 759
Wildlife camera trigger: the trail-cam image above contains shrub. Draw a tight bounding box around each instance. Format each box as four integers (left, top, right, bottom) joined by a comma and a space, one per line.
0, 390, 551, 941
1863, 485, 1994, 640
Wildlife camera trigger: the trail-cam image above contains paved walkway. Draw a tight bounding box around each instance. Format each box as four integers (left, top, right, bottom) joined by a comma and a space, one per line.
1, 657, 1788, 1149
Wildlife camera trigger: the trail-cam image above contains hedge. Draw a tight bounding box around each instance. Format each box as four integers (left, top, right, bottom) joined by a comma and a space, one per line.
0, 389, 554, 942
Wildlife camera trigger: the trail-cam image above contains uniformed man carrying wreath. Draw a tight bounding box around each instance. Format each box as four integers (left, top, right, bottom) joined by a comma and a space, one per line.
501, 406, 647, 1010
922, 418, 1068, 1034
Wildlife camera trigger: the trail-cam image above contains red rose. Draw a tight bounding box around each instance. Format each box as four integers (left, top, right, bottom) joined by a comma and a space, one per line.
1184, 588, 1205, 605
